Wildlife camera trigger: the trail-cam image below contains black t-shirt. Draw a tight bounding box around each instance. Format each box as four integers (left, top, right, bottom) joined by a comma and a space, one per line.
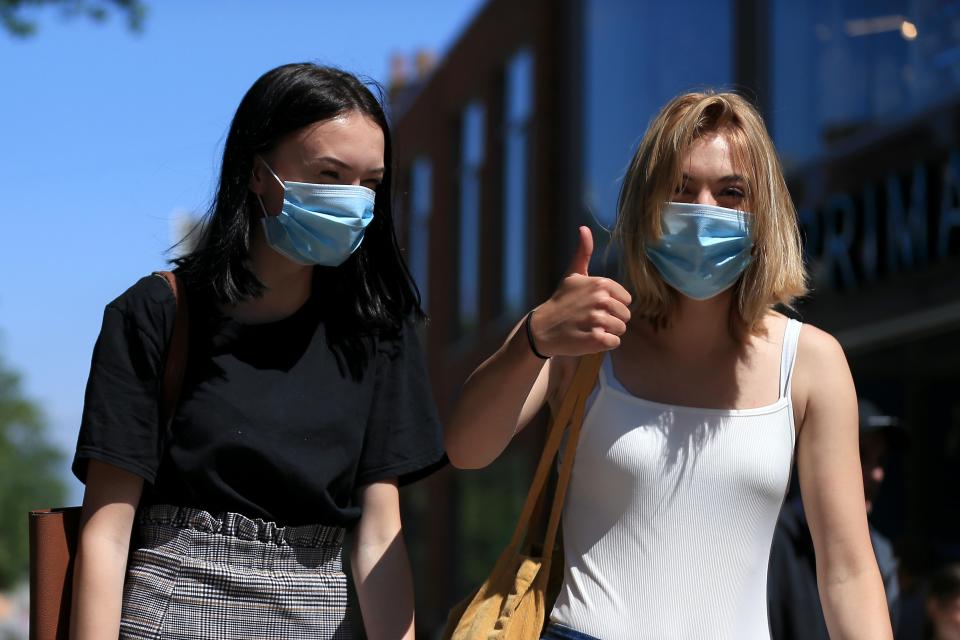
73, 274, 445, 527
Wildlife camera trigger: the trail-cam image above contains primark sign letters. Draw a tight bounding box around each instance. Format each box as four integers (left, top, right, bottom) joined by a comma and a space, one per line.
799, 151, 960, 289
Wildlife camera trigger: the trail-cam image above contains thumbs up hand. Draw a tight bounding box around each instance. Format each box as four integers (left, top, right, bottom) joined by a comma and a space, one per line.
528, 226, 633, 357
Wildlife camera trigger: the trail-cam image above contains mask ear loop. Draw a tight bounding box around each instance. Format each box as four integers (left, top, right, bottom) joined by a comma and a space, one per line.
257, 155, 286, 189
255, 156, 286, 217
256, 195, 271, 218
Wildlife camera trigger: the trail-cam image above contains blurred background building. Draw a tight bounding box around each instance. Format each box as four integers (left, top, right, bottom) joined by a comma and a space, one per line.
389, 0, 960, 635
4, 0, 959, 637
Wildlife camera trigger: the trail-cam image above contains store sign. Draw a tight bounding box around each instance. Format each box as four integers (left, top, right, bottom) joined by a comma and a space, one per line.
799, 151, 960, 289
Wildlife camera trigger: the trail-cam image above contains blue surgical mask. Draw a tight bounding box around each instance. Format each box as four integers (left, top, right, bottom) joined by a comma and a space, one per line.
256, 158, 375, 267
644, 202, 753, 300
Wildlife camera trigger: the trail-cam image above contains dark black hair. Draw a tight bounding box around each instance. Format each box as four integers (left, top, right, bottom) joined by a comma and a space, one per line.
174, 63, 422, 334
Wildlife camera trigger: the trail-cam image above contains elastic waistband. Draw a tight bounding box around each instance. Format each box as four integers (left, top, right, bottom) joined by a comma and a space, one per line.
134, 504, 345, 573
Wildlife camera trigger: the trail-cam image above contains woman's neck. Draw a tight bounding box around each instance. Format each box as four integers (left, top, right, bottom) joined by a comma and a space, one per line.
639, 290, 740, 359
227, 228, 314, 324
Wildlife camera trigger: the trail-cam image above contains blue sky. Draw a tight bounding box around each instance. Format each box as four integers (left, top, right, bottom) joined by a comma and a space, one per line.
0, 0, 484, 503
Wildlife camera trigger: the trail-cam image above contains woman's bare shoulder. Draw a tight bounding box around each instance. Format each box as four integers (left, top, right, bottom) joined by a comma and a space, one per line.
791, 320, 852, 417
759, 312, 843, 357
795, 320, 846, 363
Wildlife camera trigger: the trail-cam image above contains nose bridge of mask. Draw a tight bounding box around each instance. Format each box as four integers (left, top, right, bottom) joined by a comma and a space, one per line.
665, 201, 750, 227
258, 156, 377, 207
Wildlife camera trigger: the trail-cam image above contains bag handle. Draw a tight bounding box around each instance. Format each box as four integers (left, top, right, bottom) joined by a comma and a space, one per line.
153, 271, 189, 429
536, 355, 601, 587
504, 352, 604, 554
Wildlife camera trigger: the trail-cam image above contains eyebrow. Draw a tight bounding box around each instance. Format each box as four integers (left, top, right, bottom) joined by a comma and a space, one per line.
310, 156, 385, 175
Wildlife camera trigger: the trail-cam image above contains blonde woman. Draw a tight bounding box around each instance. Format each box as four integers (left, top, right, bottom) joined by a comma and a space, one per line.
445, 92, 893, 639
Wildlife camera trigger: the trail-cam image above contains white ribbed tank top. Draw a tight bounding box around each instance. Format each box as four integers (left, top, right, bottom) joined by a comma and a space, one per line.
550, 319, 802, 640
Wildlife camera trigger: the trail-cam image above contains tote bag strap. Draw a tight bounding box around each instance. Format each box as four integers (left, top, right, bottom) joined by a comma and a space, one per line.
153, 271, 189, 429
504, 352, 604, 554
537, 354, 601, 584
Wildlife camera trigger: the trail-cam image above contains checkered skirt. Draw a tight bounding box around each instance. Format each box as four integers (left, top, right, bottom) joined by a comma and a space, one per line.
119, 504, 350, 640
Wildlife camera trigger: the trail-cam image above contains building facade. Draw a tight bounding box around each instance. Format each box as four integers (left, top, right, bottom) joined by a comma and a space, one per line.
392, 0, 960, 634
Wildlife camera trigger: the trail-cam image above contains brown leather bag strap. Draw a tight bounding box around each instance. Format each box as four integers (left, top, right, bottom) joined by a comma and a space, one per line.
153, 271, 189, 429
504, 352, 604, 553
538, 369, 595, 584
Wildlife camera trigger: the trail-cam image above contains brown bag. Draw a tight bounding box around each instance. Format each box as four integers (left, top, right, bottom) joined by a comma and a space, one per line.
28, 271, 189, 640
443, 352, 604, 640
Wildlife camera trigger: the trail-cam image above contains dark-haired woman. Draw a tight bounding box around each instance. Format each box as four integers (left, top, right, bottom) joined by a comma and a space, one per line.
70, 63, 444, 640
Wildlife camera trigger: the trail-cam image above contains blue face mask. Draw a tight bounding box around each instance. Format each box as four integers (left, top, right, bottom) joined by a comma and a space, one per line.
644, 202, 753, 301
256, 158, 376, 267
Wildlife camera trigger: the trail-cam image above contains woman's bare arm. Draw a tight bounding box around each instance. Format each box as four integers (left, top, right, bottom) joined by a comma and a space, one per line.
794, 326, 893, 640
351, 480, 415, 640
444, 227, 631, 469
70, 460, 143, 640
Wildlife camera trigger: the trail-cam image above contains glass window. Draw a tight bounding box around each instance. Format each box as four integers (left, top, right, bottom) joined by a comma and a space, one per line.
772, 0, 960, 170
459, 102, 485, 331
503, 48, 533, 315
409, 157, 432, 310
583, 0, 733, 227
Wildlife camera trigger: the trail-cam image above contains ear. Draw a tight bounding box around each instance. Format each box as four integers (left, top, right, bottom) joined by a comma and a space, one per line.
248, 157, 266, 195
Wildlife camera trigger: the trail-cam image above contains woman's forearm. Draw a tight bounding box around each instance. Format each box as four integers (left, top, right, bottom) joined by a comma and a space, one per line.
351, 481, 415, 640
444, 318, 548, 469
70, 460, 142, 640
819, 564, 893, 639
70, 531, 131, 639
351, 529, 415, 640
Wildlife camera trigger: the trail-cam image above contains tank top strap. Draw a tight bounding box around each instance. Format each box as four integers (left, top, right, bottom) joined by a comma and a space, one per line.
599, 351, 613, 388
598, 351, 630, 395
779, 318, 803, 399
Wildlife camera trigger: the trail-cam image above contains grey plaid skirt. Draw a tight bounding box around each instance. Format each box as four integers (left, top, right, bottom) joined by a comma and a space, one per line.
119, 504, 350, 640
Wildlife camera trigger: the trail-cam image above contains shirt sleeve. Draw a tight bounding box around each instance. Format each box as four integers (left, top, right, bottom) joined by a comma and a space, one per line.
72, 275, 176, 484
355, 316, 447, 488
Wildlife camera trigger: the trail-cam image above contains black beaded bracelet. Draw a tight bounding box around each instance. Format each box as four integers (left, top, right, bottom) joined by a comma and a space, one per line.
524, 310, 550, 360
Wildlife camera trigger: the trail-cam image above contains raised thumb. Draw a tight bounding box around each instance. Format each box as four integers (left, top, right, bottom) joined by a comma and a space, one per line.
565, 226, 593, 276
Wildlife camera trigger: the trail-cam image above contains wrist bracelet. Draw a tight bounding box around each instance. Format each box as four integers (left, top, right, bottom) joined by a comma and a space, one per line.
524, 310, 550, 360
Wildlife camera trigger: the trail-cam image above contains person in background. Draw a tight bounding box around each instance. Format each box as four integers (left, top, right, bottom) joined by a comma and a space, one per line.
926, 563, 960, 640
768, 398, 905, 638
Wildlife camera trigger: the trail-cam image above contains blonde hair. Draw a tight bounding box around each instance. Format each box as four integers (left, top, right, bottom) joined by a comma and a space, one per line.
612, 91, 807, 337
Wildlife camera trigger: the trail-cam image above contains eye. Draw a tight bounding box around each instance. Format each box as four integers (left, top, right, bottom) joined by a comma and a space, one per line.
723, 186, 746, 198
362, 180, 382, 191
672, 182, 695, 203
320, 170, 340, 181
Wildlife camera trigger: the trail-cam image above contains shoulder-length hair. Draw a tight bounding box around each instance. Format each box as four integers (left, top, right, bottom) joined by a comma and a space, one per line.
612, 91, 807, 337
174, 63, 422, 334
